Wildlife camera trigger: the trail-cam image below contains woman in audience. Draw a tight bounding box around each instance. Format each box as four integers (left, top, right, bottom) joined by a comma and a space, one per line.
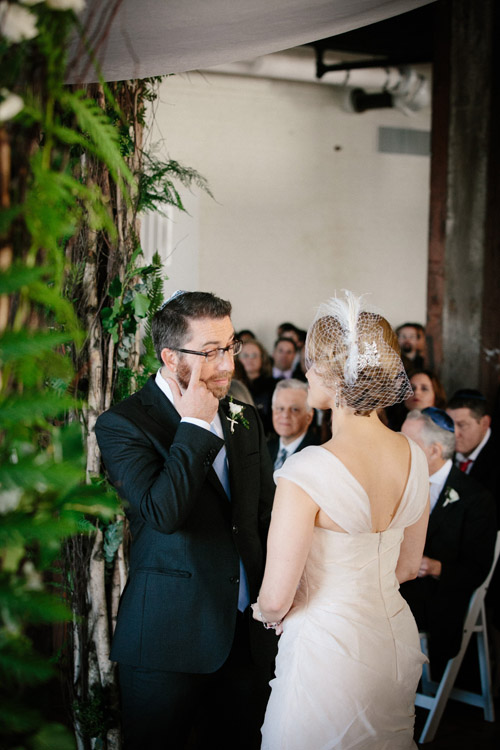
387, 369, 446, 431
238, 339, 276, 436
405, 369, 446, 411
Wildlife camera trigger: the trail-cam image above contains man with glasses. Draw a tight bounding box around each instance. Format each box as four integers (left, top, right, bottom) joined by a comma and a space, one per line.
95, 291, 276, 750
400, 407, 496, 678
268, 379, 318, 474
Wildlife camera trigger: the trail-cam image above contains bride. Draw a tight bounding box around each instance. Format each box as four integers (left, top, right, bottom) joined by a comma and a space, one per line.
252, 292, 430, 749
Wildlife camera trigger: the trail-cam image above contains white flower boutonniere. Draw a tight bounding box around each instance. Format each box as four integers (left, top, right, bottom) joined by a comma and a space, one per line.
227, 397, 250, 434
442, 487, 460, 508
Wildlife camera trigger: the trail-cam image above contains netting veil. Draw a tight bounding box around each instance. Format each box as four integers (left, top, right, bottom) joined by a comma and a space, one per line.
305, 290, 413, 412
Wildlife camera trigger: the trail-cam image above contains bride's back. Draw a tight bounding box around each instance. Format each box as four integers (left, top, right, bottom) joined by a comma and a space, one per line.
318, 418, 411, 534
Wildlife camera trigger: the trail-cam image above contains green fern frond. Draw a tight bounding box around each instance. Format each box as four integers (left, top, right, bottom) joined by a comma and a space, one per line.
59, 90, 136, 197
137, 152, 214, 214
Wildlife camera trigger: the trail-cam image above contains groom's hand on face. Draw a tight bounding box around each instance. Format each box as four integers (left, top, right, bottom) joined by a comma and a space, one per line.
167, 355, 219, 424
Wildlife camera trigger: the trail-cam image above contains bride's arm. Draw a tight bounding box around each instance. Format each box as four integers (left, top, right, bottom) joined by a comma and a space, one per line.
395, 497, 430, 583
255, 477, 319, 625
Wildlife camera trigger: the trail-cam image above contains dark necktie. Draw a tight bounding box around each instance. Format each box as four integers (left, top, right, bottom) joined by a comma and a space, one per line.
459, 459, 472, 473
274, 447, 288, 470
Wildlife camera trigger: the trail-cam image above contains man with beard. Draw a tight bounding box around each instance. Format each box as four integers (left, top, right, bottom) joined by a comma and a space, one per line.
396, 322, 426, 373
95, 291, 276, 750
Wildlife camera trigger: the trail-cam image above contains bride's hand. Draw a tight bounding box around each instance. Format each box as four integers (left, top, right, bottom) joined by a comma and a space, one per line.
251, 602, 283, 634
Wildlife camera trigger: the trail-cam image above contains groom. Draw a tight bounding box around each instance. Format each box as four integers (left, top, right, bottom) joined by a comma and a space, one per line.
95, 291, 277, 749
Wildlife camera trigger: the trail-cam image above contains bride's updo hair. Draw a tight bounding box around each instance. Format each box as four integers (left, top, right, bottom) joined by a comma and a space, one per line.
306, 292, 413, 416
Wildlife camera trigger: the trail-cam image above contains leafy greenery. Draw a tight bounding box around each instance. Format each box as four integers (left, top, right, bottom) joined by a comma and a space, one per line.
1, 5, 213, 749
138, 152, 214, 215
0, 3, 127, 748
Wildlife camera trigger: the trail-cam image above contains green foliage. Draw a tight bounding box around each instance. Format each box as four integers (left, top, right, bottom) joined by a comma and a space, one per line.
0, 4, 126, 748
73, 684, 115, 741
101, 247, 166, 368
138, 152, 214, 215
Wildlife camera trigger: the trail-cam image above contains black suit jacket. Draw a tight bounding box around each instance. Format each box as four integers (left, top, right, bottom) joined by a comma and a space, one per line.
400, 465, 496, 660
95, 376, 276, 674
267, 429, 320, 466
467, 432, 500, 528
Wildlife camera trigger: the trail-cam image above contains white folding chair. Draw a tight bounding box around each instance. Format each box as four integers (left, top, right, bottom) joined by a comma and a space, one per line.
415, 531, 500, 743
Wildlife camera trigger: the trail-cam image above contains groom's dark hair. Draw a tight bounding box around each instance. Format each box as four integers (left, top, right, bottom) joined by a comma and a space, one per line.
152, 291, 232, 363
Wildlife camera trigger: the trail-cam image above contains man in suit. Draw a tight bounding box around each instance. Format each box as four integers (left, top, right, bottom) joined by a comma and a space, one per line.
267, 379, 319, 473
271, 337, 298, 380
95, 291, 276, 750
447, 388, 500, 636
446, 388, 499, 526
396, 322, 426, 374
400, 407, 496, 677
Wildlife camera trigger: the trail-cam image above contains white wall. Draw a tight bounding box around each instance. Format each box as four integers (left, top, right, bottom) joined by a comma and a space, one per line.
144, 50, 431, 352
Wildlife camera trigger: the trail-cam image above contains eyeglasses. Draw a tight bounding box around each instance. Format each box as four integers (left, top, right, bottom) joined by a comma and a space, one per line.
172, 340, 243, 361
422, 407, 455, 433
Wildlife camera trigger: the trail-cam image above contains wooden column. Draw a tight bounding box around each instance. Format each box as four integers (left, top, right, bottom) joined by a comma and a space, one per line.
426, 0, 500, 410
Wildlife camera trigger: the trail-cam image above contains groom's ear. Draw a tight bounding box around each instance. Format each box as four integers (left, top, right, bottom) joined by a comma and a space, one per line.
161, 348, 178, 371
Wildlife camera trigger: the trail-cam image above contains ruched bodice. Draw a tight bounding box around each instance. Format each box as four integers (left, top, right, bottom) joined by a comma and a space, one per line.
261, 437, 429, 749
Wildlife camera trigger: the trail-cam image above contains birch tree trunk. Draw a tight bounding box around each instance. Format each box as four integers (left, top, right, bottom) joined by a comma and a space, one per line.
67, 80, 146, 750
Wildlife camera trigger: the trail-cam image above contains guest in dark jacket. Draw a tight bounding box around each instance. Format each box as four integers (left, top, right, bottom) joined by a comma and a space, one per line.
267, 379, 320, 473
400, 407, 496, 677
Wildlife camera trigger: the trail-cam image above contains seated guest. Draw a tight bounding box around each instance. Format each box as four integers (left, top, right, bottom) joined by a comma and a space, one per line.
238, 339, 276, 436
447, 388, 500, 635
400, 407, 496, 677
271, 337, 298, 380
405, 370, 447, 411
396, 322, 426, 373
228, 358, 255, 406
267, 379, 319, 472
387, 369, 446, 431
446, 388, 499, 521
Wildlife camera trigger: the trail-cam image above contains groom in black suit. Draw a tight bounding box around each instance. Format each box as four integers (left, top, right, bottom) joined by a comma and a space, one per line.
95, 291, 276, 749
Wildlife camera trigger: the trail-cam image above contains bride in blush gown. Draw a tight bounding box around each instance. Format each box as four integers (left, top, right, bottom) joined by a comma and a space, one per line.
252, 292, 430, 749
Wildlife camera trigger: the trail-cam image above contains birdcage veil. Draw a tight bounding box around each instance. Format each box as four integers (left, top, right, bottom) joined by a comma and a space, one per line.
305, 290, 413, 413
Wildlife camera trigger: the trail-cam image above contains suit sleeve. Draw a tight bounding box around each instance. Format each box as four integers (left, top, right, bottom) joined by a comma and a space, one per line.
95, 409, 224, 534
437, 488, 497, 592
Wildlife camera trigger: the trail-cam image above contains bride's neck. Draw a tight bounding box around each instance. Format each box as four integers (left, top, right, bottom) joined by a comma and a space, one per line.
329, 408, 383, 441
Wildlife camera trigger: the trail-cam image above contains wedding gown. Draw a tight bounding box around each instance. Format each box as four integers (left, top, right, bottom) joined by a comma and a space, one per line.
261, 436, 429, 750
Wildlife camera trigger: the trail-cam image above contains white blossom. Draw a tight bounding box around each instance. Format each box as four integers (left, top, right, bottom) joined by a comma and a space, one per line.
228, 401, 243, 416
0, 1, 38, 42
46, 0, 86, 11
0, 89, 24, 123
443, 487, 460, 507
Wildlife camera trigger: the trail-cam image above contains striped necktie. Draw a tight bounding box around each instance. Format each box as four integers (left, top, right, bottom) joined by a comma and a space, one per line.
274, 447, 288, 470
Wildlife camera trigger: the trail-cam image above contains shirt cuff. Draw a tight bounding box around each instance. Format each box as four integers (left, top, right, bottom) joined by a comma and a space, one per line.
181, 416, 211, 431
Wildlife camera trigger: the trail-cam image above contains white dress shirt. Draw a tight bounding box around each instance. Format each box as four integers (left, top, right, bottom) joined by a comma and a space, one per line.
455, 427, 491, 474
429, 458, 453, 512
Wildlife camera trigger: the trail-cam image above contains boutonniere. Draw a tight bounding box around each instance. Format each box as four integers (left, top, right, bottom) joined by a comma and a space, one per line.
442, 486, 460, 507
226, 397, 250, 434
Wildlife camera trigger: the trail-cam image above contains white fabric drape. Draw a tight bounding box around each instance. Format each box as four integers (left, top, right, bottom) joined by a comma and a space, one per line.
67, 0, 435, 83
